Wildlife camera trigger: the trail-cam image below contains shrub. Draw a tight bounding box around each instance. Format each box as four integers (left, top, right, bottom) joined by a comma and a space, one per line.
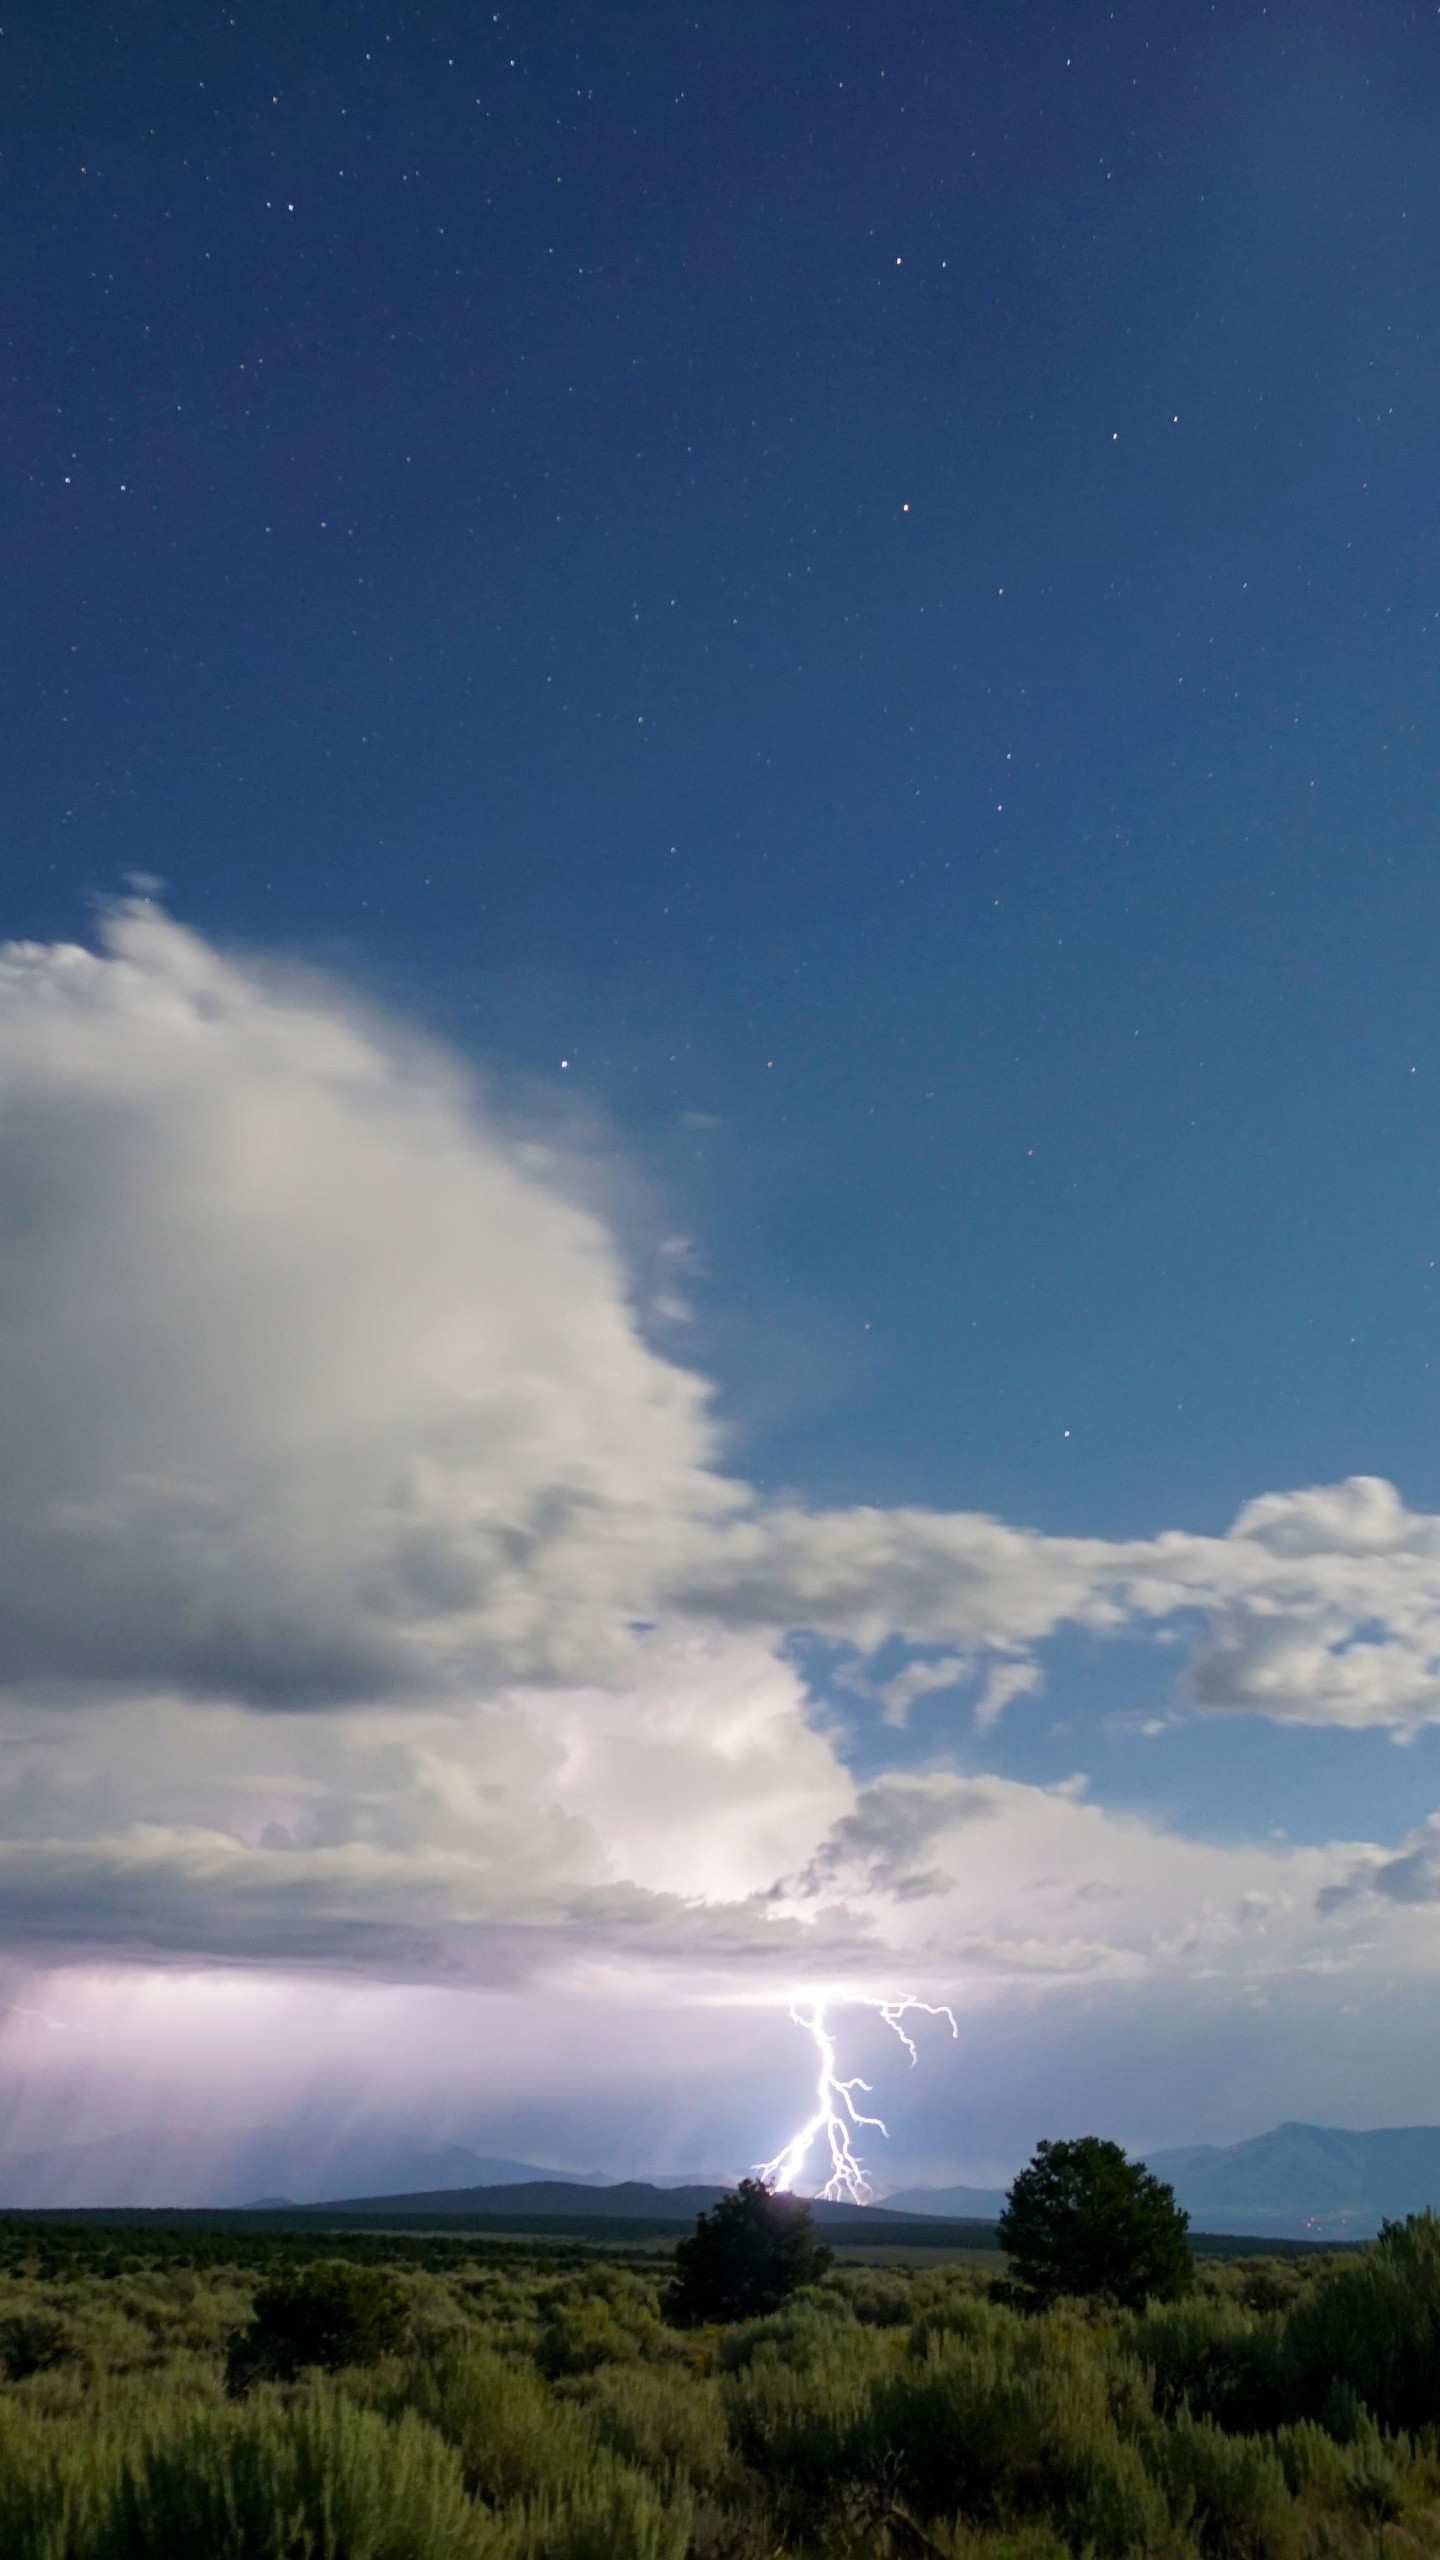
722, 2319, 889, 2529
536, 2270, 667, 2378
999, 2137, 1193, 2311
824, 2267, 914, 2328
909, 2290, 1018, 2362
408, 2342, 601, 2505
1234, 2263, 1306, 2319
668, 2181, 832, 2326
1283, 2211, 1440, 2436
0, 2392, 128, 2560
1151, 2411, 1299, 2560
406, 2339, 692, 2560
564, 2360, 735, 2495
225, 2259, 409, 2391
0, 2308, 76, 2381
0, 2379, 490, 2560
715, 2289, 860, 2373
111, 2378, 490, 2560
1126, 2294, 1290, 2435
495, 2470, 691, 2560
865, 2320, 1170, 2556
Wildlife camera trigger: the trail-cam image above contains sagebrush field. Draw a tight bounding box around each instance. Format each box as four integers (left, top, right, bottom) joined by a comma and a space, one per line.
3, 2213, 1440, 2558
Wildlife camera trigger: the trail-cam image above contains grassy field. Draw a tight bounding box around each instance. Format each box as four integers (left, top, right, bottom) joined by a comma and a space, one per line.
826, 2243, 1011, 2271
0, 2208, 1434, 2557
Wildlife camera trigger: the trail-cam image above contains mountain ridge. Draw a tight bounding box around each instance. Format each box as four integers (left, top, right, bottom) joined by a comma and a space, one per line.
891, 2123, 1440, 2239
6, 2118, 1440, 2234
1148, 2120, 1440, 2236
266, 2178, 987, 2235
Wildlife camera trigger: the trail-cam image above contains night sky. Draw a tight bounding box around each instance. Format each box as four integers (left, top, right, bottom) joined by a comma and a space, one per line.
5, 2, 1440, 2195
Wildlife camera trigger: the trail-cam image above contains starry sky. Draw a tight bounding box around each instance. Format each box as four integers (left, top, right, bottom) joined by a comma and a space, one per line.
6, 0, 1440, 2195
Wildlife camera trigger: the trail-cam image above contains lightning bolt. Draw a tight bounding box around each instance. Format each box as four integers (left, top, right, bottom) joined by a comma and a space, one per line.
756, 1995, 957, 2204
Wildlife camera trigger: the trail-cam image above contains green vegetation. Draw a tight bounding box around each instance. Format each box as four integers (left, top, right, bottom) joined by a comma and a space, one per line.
226, 2258, 412, 2389
668, 2178, 833, 2325
0, 2204, 1436, 2556
998, 2137, 1194, 2310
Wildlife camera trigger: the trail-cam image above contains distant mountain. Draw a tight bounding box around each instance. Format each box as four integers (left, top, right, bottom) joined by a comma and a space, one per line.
644, 2171, 741, 2191
11, 2116, 1434, 2237
884, 2184, 1009, 2220
892, 2125, 1440, 2242
1148, 2122, 1440, 2238
0, 2129, 603, 2210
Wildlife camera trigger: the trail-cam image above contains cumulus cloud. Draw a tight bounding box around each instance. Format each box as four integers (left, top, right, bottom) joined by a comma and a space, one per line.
789, 1769, 1406, 1994
675, 1476, 1440, 1733
0, 904, 736, 1703
3, 903, 1440, 2011
1317, 1812, 1440, 1914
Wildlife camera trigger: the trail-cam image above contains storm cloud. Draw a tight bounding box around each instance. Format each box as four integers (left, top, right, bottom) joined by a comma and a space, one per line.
0, 905, 1438, 2011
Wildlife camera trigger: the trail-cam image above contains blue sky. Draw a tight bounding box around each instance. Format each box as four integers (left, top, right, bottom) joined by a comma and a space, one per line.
5, 0, 1440, 2192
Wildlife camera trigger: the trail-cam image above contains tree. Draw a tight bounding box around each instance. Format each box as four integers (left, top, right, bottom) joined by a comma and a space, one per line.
225, 2258, 410, 2391
997, 2136, 1192, 2309
667, 2178, 834, 2324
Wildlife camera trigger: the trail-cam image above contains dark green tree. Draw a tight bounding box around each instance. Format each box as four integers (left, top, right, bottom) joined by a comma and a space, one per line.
667, 2178, 833, 2324
1285, 2210, 1440, 2433
225, 2258, 410, 2391
998, 2136, 1192, 2309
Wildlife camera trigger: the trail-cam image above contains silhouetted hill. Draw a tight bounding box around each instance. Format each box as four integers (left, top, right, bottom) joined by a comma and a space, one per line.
885, 2183, 1009, 2219
327, 2178, 732, 2220
311, 2177, 953, 2226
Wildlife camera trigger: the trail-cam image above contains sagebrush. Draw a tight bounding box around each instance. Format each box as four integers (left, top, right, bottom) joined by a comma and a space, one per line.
0, 2214, 1436, 2557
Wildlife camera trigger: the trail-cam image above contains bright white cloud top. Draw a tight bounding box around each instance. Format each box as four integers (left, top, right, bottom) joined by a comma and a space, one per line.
0, 901, 1439, 2136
